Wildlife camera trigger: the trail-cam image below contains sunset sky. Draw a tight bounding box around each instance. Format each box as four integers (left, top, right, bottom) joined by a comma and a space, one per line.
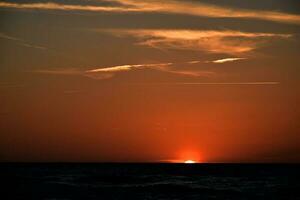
0, 0, 300, 162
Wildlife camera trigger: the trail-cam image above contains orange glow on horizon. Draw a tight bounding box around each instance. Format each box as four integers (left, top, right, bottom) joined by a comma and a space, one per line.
177, 149, 202, 163
184, 160, 196, 164
160, 149, 203, 163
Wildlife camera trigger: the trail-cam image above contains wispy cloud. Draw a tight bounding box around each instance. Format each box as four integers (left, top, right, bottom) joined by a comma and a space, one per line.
86, 63, 171, 73
0, 82, 25, 88
86, 64, 142, 73
33, 61, 280, 85
188, 61, 201, 64
33, 60, 214, 80
103, 29, 291, 55
111, 0, 300, 25
33, 69, 82, 75
141, 82, 280, 85
1, 0, 300, 25
36, 57, 248, 80
0, 32, 47, 50
86, 61, 214, 79
165, 70, 215, 77
33, 66, 278, 85
0, 2, 136, 12
85, 62, 170, 79
209, 57, 247, 64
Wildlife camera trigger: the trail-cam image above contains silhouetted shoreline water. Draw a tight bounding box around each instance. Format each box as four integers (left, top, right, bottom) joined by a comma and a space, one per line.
1, 163, 299, 199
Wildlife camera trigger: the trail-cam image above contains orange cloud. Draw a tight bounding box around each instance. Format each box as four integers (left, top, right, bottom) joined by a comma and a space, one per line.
85, 62, 214, 79
209, 58, 247, 64
0, 2, 138, 12
86, 63, 172, 73
1, 0, 300, 25
144, 82, 280, 85
85, 63, 171, 79
33, 61, 215, 80
117, 0, 300, 25
33, 69, 82, 75
104, 29, 291, 55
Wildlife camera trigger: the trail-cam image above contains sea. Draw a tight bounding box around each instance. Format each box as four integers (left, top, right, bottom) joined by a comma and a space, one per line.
1, 163, 299, 199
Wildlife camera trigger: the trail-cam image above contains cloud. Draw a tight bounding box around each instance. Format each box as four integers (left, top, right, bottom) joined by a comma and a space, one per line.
33, 61, 280, 85
86, 64, 142, 73
85, 62, 215, 79
33, 60, 214, 80
86, 63, 172, 73
188, 61, 201, 64
33, 68, 115, 80
0, 82, 25, 88
1, 0, 300, 25
142, 82, 280, 85
111, 0, 300, 25
84, 62, 171, 79
0, 2, 137, 12
209, 57, 247, 64
103, 29, 291, 55
165, 70, 215, 77
33, 69, 82, 75
0, 32, 47, 50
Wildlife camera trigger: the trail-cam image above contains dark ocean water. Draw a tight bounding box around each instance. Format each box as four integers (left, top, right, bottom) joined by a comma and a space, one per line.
1, 163, 299, 199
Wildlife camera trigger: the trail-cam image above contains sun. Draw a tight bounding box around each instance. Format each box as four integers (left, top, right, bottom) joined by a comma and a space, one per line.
184, 160, 196, 164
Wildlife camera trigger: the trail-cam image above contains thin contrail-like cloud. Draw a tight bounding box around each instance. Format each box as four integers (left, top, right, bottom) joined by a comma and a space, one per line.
85, 62, 214, 79
0, 32, 47, 50
86, 64, 143, 73
209, 58, 247, 64
33, 60, 213, 80
33, 61, 279, 85
33, 57, 253, 80
0, 2, 137, 12
1, 0, 300, 25
34, 66, 279, 85
33, 69, 82, 75
86, 63, 172, 73
0, 82, 25, 88
139, 82, 280, 85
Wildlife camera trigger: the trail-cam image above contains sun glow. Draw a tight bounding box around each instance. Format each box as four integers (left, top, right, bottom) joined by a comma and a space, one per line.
184, 160, 196, 164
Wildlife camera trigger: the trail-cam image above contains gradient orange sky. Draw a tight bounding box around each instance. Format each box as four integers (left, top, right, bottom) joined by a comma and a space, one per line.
0, 0, 300, 162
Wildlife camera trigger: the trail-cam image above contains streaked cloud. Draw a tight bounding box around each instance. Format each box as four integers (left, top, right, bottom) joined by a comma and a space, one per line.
87, 64, 142, 73
1, 0, 300, 25
209, 57, 247, 64
0, 32, 47, 50
33, 69, 82, 75
0, 82, 25, 88
112, 0, 300, 25
43, 59, 229, 80
33, 60, 214, 80
142, 82, 280, 85
86, 63, 171, 73
0, 1, 137, 12
188, 61, 201, 64
85, 62, 170, 79
33, 65, 278, 85
103, 29, 291, 55
165, 70, 214, 77
33, 68, 116, 80
85, 61, 214, 79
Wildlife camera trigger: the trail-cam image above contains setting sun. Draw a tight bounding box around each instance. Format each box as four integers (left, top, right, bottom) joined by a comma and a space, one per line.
184, 160, 196, 164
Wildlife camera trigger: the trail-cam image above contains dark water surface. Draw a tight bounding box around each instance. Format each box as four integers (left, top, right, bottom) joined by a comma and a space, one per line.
1, 163, 299, 199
